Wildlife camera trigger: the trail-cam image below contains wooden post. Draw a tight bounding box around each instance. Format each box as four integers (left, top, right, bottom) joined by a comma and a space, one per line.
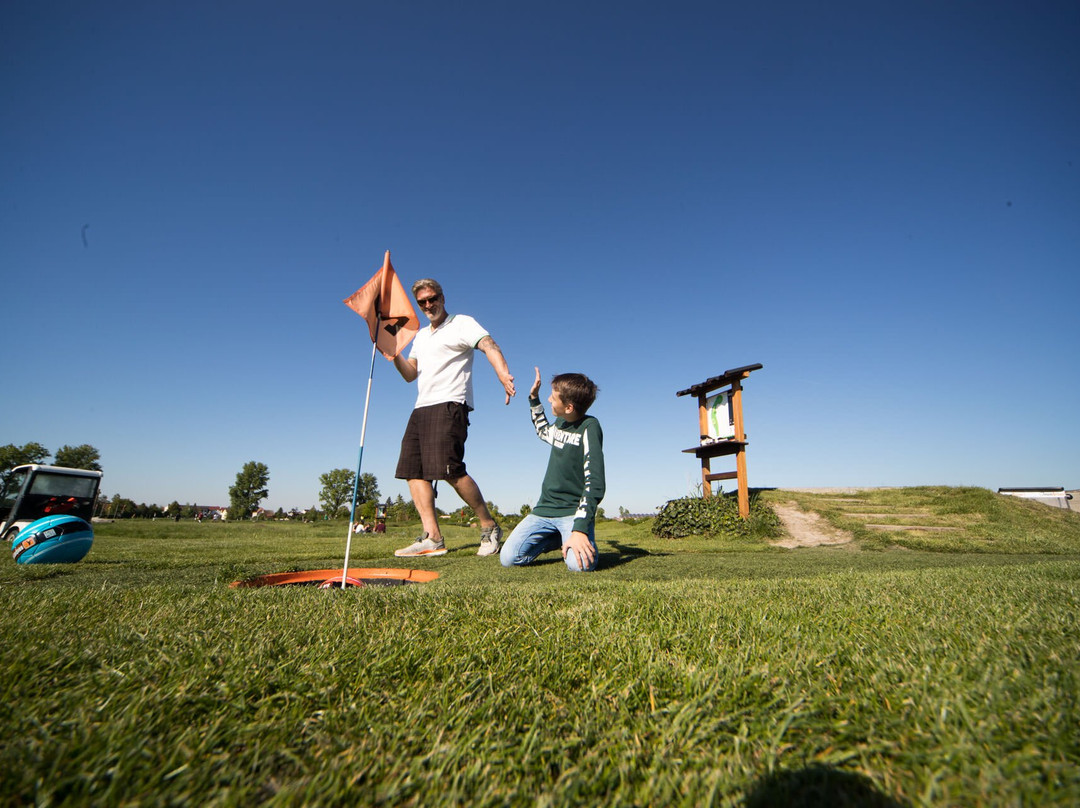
730, 379, 749, 518
698, 393, 712, 498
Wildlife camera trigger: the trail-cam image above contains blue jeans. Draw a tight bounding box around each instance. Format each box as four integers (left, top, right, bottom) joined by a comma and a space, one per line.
500, 513, 597, 572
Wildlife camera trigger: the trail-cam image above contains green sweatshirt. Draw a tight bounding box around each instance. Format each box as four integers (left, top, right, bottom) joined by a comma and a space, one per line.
528, 396, 606, 534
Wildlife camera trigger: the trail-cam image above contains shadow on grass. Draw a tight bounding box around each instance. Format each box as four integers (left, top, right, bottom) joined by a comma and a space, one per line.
501, 541, 667, 570
598, 541, 670, 571
3, 565, 79, 583
743, 765, 908, 808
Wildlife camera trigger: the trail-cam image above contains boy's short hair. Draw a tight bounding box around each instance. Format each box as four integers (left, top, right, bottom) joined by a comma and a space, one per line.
552, 373, 598, 414
412, 278, 443, 298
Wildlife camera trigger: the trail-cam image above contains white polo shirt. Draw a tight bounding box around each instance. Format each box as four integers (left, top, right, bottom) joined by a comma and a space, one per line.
410, 314, 490, 409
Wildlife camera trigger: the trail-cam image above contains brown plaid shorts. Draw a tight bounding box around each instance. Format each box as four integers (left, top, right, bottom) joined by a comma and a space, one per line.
395, 401, 471, 481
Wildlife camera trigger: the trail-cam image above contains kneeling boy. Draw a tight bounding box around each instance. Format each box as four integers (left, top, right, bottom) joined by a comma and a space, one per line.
501, 368, 605, 572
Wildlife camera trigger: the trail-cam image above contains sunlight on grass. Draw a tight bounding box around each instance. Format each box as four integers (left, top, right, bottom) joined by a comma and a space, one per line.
3, 490, 1079, 805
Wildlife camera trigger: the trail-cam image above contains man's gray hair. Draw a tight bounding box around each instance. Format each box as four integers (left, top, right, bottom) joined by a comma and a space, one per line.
411, 278, 443, 298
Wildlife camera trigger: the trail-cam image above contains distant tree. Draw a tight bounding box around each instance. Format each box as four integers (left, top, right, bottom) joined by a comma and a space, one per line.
0, 442, 50, 486
108, 495, 136, 519
358, 500, 377, 522
229, 461, 270, 520
389, 493, 404, 515
520, 504, 532, 517
318, 468, 355, 516
388, 494, 405, 522
54, 444, 102, 471
356, 473, 380, 507
389, 493, 418, 523
320, 470, 381, 519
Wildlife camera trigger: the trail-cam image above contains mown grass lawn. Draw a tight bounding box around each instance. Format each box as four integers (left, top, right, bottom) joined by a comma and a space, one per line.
2, 490, 1079, 806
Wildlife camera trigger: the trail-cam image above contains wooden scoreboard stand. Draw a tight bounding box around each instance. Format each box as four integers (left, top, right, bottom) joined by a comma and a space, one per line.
676, 363, 763, 518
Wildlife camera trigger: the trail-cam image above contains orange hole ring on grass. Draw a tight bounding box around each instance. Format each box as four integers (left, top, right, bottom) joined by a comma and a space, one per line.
230, 568, 440, 588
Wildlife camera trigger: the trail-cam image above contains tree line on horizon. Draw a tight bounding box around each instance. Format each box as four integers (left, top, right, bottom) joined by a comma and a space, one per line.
0, 444, 458, 524
2, 444, 607, 524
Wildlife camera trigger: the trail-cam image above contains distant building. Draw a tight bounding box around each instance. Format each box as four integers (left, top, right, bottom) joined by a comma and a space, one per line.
998, 487, 1073, 510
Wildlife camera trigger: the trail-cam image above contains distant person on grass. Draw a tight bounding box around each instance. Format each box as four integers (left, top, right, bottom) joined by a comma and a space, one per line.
392, 279, 515, 558
500, 367, 605, 572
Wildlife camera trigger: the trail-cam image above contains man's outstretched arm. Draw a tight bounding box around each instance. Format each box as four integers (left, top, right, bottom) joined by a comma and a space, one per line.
477, 335, 516, 404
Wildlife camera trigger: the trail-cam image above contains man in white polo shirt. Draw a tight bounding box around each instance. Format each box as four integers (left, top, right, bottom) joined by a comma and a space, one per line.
391, 278, 515, 557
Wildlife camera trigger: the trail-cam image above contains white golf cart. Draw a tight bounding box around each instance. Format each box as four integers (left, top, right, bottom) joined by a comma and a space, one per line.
0, 464, 103, 543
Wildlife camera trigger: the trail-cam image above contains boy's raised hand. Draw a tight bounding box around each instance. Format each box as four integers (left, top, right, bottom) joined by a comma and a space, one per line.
529, 366, 542, 399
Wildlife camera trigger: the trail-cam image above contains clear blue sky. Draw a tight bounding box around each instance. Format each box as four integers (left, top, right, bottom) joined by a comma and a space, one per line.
3, 1, 1078, 514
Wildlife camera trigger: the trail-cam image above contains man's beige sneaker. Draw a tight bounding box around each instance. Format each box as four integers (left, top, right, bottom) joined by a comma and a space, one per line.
394, 534, 447, 557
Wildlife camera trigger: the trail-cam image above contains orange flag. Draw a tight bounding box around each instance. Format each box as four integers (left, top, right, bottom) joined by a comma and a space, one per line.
343, 251, 420, 360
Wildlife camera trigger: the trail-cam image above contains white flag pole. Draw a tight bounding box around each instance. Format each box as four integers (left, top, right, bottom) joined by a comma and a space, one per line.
341, 324, 380, 588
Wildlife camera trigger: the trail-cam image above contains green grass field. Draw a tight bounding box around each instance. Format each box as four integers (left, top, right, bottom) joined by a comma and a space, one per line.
2, 488, 1079, 806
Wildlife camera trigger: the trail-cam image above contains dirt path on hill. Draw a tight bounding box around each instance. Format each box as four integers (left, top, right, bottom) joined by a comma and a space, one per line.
770, 502, 855, 548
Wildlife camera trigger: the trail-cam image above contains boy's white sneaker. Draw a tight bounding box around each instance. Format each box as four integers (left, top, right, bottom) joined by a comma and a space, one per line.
477, 523, 502, 556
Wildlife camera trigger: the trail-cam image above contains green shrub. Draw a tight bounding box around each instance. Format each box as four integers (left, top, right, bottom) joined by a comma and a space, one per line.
652, 492, 780, 539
